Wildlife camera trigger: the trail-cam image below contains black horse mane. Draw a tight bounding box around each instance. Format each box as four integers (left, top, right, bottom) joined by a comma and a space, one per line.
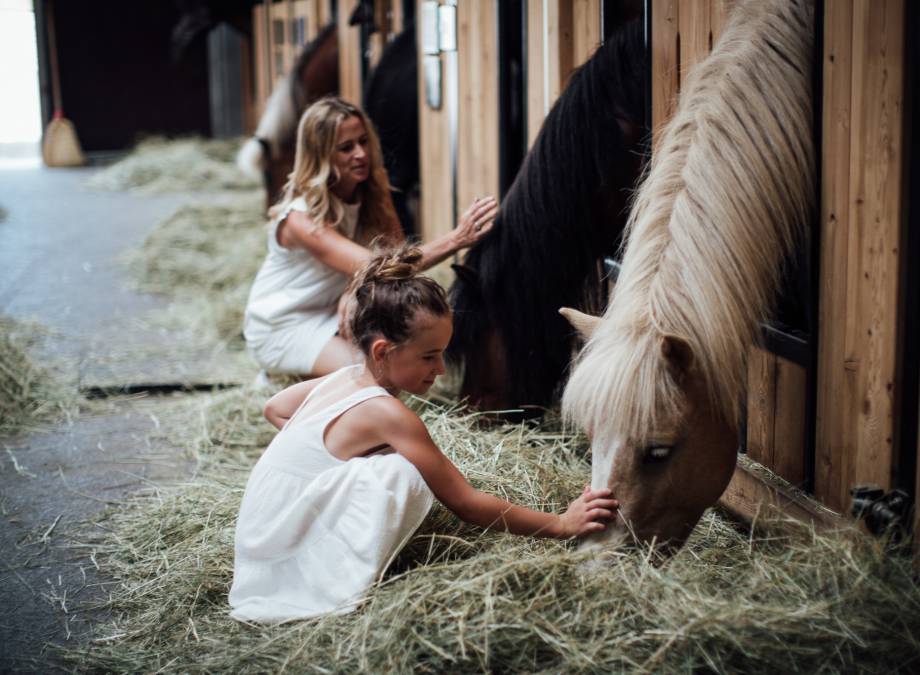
448, 20, 648, 407
363, 24, 419, 236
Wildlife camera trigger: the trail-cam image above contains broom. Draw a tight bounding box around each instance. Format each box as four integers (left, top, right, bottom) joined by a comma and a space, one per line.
42, 0, 84, 167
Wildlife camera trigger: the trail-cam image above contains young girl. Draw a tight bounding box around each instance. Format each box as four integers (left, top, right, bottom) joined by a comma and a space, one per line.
229, 248, 618, 623
244, 96, 498, 378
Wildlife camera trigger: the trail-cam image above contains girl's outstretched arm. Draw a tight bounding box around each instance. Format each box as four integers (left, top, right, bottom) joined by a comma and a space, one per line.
371, 399, 617, 539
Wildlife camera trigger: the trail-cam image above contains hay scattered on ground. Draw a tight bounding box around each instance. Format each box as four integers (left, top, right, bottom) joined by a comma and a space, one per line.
124, 192, 265, 345
63, 386, 920, 673
0, 318, 79, 435
86, 137, 259, 193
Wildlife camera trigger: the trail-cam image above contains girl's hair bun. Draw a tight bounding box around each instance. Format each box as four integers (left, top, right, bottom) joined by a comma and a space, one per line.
356, 245, 423, 286
347, 244, 450, 353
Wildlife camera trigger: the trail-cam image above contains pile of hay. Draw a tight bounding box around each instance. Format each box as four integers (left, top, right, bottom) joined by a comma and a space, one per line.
124, 192, 265, 344
86, 137, 259, 193
64, 387, 920, 672
0, 318, 78, 435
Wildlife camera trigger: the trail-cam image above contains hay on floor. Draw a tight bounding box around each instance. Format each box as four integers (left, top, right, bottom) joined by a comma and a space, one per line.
62, 385, 920, 673
86, 137, 259, 193
124, 192, 265, 345
0, 318, 79, 435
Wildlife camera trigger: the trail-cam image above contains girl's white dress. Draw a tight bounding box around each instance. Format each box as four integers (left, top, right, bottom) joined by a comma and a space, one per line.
229, 365, 434, 623
243, 197, 361, 374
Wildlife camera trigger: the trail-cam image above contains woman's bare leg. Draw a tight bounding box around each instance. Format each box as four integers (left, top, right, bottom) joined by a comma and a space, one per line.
310, 335, 362, 376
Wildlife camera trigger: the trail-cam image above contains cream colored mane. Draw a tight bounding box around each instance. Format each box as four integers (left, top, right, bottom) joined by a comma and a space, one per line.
563, 0, 815, 442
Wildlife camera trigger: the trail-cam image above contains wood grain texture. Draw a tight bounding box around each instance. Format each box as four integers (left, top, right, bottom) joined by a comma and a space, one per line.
746, 347, 776, 467
572, 0, 601, 73
650, 0, 679, 143
416, 0, 451, 243
816, 0, 906, 510
677, 0, 710, 85
337, 0, 363, 104
526, 0, 545, 147
456, 0, 500, 219
814, 0, 854, 510
719, 455, 849, 533
773, 356, 808, 486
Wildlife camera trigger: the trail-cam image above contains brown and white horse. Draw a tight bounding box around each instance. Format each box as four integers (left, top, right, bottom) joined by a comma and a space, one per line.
237, 23, 339, 211
561, 0, 815, 551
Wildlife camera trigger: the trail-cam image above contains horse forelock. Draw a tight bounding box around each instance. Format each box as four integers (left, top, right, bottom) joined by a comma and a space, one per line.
449, 19, 648, 406
564, 0, 814, 438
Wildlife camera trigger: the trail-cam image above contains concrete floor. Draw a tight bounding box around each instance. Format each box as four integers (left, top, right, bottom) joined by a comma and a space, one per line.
0, 164, 238, 670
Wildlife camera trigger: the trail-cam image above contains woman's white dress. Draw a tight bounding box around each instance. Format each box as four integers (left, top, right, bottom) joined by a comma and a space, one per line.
229, 365, 434, 623
243, 198, 361, 374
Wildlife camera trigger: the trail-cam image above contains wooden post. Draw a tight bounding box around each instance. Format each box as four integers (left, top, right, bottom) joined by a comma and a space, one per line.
650, 0, 679, 143
456, 0, 500, 216
417, 0, 451, 243
337, 0, 364, 103
815, 0, 906, 511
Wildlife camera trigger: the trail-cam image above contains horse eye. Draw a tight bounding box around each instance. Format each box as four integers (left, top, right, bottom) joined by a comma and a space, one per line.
643, 446, 673, 462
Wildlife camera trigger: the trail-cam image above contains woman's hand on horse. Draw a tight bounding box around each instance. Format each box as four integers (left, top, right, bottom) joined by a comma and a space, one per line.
453, 196, 498, 250
559, 485, 618, 539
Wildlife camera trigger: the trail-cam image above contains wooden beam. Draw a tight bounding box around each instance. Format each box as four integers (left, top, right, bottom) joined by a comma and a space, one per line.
416, 0, 450, 243
572, 0, 601, 71
525, 0, 545, 147
337, 0, 363, 104
456, 0, 500, 218
746, 347, 776, 467
650, 0, 679, 143
719, 455, 849, 532
677, 0, 710, 86
815, 0, 906, 511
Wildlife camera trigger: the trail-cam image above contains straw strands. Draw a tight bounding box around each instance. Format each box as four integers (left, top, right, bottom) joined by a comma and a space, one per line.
0, 318, 79, 435
63, 387, 920, 673
123, 191, 265, 344
86, 137, 259, 193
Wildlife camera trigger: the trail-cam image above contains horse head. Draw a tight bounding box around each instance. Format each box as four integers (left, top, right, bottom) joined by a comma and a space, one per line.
560, 0, 813, 554
562, 308, 738, 550
448, 263, 515, 413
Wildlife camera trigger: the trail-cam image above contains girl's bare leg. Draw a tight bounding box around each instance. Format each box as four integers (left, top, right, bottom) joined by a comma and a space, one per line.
310, 335, 362, 377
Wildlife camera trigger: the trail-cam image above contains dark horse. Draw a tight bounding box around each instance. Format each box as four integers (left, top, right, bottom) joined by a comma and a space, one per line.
448, 20, 648, 411
363, 23, 419, 237
237, 23, 339, 210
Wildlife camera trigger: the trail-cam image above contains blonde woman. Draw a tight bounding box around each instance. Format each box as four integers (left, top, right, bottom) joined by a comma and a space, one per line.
244, 97, 497, 377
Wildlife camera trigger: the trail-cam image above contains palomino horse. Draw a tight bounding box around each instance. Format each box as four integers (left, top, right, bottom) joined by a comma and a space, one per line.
237, 23, 339, 210
448, 19, 647, 411
562, 0, 815, 550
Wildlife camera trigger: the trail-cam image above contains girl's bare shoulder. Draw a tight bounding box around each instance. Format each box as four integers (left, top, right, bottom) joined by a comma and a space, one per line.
356, 395, 428, 432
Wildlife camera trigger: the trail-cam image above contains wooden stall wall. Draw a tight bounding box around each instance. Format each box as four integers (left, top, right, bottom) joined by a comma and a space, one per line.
252, 0, 333, 120
815, 0, 908, 513
525, 0, 601, 147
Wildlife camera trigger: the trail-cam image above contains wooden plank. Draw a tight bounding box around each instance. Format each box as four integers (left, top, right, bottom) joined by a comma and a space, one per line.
571, 0, 601, 73
253, 5, 268, 116
719, 455, 849, 533
526, 0, 545, 147
814, 0, 854, 510
773, 356, 808, 486
746, 347, 776, 468
318, 0, 332, 26
709, 0, 734, 48
417, 0, 451, 243
337, 0, 363, 104
456, 0, 500, 218
650, 0, 679, 141
845, 0, 905, 497
545, 0, 573, 113
677, 0, 711, 85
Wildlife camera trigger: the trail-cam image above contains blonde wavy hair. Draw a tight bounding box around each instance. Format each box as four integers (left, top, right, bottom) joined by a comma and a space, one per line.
269, 96, 401, 244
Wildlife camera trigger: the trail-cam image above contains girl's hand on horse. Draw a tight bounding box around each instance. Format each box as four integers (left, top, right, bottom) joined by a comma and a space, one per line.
453, 196, 498, 250
559, 485, 618, 538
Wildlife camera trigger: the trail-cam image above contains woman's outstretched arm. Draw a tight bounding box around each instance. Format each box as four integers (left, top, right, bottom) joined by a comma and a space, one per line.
278, 196, 499, 277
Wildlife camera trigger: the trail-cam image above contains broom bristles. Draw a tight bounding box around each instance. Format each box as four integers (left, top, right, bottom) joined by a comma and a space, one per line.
43, 115, 85, 167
